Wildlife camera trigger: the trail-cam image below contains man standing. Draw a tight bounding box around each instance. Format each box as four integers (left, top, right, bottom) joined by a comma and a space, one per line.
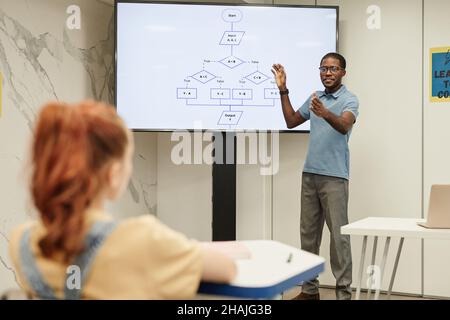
272, 53, 359, 300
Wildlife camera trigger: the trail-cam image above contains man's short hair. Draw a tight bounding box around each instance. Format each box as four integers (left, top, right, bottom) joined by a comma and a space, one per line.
321, 52, 346, 69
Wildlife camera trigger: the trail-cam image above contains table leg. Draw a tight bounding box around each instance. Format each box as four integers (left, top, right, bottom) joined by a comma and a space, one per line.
355, 235, 368, 300
374, 237, 391, 300
387, 237, 404, 300
367, 236, 378, 299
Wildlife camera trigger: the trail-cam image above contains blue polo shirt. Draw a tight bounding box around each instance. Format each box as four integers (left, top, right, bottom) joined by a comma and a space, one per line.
297, 85, 359, 180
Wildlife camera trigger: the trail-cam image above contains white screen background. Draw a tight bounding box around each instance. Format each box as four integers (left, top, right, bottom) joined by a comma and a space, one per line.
116, 3, 337, 131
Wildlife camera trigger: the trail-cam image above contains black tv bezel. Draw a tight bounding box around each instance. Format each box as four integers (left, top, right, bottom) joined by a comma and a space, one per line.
114, 0, 339, 133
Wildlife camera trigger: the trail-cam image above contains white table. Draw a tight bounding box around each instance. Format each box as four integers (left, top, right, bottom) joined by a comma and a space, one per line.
341, 217, 450, 300
198, 240, 325, 299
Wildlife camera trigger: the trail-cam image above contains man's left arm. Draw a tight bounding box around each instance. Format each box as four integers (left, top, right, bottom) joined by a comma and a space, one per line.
310, 93, 357, 135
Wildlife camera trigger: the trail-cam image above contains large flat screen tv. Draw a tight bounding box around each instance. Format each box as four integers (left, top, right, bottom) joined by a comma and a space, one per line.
116, 1, 338, 132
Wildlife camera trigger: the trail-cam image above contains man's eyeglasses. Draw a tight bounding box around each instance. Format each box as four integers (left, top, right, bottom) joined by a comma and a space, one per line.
319, 66, 343, 74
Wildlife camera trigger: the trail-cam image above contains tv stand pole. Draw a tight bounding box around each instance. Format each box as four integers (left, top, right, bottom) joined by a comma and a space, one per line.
212, 131, 236, 241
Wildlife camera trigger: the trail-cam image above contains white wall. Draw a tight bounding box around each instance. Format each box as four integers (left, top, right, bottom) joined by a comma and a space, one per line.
236, 132, 278, 241
106, 132, 157, 219
156, 132, 212, 241
423, 0, 450, 298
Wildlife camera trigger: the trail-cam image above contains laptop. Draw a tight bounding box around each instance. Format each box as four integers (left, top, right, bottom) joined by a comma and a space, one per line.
418, 185, 450, 229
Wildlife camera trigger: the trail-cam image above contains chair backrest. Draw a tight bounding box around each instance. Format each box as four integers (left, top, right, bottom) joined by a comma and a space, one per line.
1, 288, 33, 300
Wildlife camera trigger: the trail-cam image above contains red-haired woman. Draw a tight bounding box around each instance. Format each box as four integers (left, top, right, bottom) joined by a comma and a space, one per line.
9, 101, 236, 299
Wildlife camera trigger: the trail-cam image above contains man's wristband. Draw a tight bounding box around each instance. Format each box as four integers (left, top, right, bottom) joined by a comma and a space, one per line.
279, 89, 289, 96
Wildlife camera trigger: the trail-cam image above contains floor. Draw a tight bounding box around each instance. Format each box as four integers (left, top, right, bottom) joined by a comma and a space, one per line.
282, 286, 434, 300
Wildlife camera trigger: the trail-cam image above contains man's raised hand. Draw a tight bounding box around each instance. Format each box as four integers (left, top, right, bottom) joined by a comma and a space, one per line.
271, 64, 287, 91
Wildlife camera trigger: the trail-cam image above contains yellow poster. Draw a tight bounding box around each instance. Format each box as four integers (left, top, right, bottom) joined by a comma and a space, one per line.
430, 47, 450, 103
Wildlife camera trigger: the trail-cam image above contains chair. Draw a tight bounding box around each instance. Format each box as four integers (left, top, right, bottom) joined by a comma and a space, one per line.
1, 288, 32, 300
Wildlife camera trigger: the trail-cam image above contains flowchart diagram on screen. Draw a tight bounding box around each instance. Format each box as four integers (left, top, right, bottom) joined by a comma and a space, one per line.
176, 9, 280, 129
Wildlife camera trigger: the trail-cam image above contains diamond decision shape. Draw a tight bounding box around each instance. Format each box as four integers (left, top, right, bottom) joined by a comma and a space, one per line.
219, 56, 244, 69
245, 71, 269, 84
191, 70, 217, 84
